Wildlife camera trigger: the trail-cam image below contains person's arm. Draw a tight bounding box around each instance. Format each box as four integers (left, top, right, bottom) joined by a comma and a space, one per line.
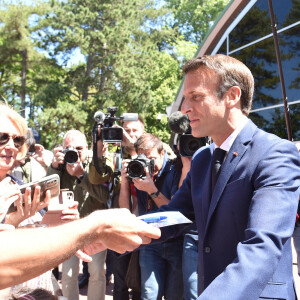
76, 171, 110, 204
47, 146, 64, 172
31, 144, 53, 169
89, 138, 114, 185
88, 156, 114, 184
0, 208, 160, 289
73, 158, 112, 203
178, 156, 192, 188
118, 160, 131, 210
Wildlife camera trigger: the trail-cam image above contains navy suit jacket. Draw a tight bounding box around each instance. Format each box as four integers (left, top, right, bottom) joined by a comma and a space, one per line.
166, 120, 300, 299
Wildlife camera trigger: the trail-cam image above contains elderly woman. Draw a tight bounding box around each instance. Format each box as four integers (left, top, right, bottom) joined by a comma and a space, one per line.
0, 104, 50, 226
0, 103, 79, 297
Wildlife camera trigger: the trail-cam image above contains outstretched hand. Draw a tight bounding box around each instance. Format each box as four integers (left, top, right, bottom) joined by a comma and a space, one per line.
81, 209, 161, 255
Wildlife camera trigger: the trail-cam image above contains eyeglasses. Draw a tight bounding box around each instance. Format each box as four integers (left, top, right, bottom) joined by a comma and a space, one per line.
0, 132, 26, 149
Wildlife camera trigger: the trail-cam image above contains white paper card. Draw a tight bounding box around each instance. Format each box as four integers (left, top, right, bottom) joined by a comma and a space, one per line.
138, 211, 192, 228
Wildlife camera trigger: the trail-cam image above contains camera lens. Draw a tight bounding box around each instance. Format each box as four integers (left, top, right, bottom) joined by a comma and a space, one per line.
187, 139, 201, 152
64, 149, 79, 164
180, 135, 206, 157
181, 138, 201, 157
127, 161, 145, 178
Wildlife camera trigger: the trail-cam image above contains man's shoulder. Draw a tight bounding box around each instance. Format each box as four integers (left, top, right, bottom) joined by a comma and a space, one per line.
251, 125, 296, 153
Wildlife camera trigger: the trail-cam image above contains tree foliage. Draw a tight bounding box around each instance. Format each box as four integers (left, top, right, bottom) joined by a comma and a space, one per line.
0, 0, 229, 147
164, 0, 230, 44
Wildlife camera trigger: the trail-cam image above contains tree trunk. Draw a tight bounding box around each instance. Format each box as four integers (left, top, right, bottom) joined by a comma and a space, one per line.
82, 53, 94, 104
20, 50, 27, 118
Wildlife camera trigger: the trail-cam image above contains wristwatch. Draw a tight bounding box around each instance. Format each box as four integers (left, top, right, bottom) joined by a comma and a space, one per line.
149, 190, 160, 199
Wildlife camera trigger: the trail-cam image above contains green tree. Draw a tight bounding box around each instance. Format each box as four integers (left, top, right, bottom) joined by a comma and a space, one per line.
33, 100, 88, 149
35, 0, 178, 140
0, 1, 49, 116
165, 0, 230, 44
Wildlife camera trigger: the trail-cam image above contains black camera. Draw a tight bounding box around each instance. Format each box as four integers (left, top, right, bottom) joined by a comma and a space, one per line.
93, 106, 138, 143
127, 154, 155, 179
168, 111, 207, 157
58, 147, 79, 171
179, 134, 207, 157
62, 147, 79, 164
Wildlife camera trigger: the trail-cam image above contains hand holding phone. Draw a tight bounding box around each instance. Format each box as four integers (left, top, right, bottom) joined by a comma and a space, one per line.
5, 185, 51, 228
7, 174, 60, 214
19, 174, 60, 203
41, 190, 77, 226
0, 177, 21, 223
61, 201, 79, 221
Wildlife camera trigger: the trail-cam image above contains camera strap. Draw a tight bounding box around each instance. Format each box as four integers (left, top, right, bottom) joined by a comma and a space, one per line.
146, 195, 153, 212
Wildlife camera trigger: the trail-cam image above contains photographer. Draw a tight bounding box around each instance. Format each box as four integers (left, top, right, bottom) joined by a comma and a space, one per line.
47, 129, 109, 300
89, 124, 141, 300
121, 116, 146, 158
11, 128, 53, 184
88, 114, 176, 299
119, 133, 184, 300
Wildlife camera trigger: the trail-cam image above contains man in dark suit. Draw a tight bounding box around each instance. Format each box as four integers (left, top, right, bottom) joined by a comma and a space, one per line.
165, 54, 300, 299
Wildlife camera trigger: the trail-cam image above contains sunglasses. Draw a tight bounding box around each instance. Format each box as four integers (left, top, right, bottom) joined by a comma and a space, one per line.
0, 132, 26, 149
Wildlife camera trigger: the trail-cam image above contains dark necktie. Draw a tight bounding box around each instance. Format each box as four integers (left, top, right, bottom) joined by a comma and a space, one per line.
211, 148, 226, 192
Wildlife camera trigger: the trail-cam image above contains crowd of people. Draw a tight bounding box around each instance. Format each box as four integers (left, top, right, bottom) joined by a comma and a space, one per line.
0, 54, 300, 300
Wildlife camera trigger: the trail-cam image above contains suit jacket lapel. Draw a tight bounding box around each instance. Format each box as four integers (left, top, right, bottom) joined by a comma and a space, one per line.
204, 120, 257, 234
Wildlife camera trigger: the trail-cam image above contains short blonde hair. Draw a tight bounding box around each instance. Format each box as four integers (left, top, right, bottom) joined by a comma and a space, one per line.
0, 103, 28, 159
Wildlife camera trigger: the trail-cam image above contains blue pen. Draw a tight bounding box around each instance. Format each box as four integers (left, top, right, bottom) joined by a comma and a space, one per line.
141, 216, 167, 223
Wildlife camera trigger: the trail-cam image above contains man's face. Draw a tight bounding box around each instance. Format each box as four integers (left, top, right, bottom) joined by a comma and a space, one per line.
63, 135, 88, 162
0, 118, 20, 177
138, 148, 165, 177
181, 68, 226, 140
123, 120, 145, 143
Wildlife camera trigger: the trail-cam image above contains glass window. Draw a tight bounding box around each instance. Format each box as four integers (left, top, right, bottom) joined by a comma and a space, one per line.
229, 0, 272, 52
214, 0, 300, 140
217, 39, 227, 55
249, 102, 300, 140
229, 36, 282, 111
272, 0, 297, 29
278, 24, 300, 103
228, 0, 298, 53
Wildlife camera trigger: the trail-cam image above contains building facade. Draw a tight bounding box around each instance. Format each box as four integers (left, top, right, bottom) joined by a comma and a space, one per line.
171, 0, 300, 140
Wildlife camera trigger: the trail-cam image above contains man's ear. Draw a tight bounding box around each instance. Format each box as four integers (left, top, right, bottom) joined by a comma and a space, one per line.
224, 86, 242, 109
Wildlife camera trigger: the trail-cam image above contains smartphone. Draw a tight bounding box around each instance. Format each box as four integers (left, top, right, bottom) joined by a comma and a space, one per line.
41, 190, 74, 226
7, 174, 60, 213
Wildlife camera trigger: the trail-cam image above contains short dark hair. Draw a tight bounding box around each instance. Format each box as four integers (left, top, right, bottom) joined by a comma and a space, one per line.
134, 133, 163, 154
183, 54, 254, 115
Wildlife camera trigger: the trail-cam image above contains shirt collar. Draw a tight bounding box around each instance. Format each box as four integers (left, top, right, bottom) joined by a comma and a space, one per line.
215, 116, 249, 152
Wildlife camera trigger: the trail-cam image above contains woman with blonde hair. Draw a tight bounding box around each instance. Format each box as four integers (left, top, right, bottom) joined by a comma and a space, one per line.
0, 103, 50, 226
